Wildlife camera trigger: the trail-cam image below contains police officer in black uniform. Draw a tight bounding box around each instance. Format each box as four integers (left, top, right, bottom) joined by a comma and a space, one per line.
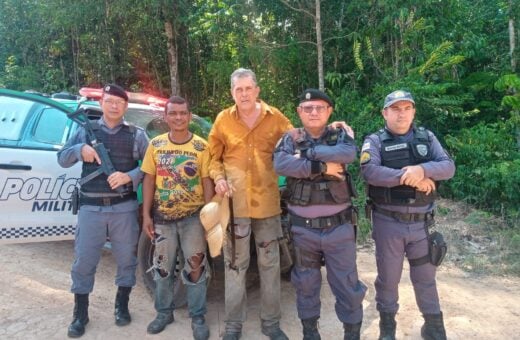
360, 90, 455, 340
57, 84, 149, 338
274, 89, 366, 340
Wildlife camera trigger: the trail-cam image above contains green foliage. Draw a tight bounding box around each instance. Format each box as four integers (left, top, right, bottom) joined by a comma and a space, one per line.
445, 121, 520, 221
0, 0, 518, 224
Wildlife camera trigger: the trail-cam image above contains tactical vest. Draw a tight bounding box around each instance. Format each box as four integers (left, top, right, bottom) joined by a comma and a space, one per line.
81, 122, 138, 195
368, 126, 437, 206
285, 128, 356, 206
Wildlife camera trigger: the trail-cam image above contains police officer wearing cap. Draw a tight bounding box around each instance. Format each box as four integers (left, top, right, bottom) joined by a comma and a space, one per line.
58, 84, 149, 338
274, 88, 367, 340
360, 90, 455, 340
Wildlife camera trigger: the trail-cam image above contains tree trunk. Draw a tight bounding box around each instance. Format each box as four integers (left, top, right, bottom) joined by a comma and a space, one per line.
71, 26, 79, 89
104, 0, 114, 82
315, 0, 324, 91
509, 0, 516, 73
165, 20, 179, 96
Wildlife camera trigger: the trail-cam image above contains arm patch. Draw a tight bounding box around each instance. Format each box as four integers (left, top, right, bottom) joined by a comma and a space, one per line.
360, 151, 371, 164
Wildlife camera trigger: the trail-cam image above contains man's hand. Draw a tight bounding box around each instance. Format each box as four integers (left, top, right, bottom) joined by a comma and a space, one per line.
415, 178, 436, 195
324, 162, 345, 180
142, 214, 155, 239
287, 128, 303, 141
80, 144, 101, 164
215, 178, 235, 197
107, 171, 131, 190
400, 165, 425, 187
329, 121, 354, 139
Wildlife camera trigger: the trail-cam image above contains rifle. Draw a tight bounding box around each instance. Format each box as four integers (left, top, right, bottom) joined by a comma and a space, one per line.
228, 196, 238, 271
67, 108, 126, 196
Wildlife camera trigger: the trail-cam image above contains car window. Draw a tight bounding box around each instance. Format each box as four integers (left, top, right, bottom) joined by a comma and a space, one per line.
0, 96, 34, 141
32, 107, 70, 145
147, 118, 169, 139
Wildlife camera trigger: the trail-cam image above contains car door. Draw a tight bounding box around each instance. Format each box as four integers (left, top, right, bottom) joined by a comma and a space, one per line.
0, 90, 80, 244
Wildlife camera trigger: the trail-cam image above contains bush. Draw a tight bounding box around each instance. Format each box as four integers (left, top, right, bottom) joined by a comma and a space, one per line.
444, 121, 520, 222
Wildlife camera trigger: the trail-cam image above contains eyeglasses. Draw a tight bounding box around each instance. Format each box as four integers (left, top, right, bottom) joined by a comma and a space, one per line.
299, 105, 329, 114
104, 99, 126, 107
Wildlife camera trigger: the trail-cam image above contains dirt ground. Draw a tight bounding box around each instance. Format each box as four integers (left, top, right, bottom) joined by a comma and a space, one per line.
1, 232, 519, 340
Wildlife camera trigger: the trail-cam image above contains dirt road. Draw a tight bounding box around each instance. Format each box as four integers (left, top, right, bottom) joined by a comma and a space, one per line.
1, 240, 519, 340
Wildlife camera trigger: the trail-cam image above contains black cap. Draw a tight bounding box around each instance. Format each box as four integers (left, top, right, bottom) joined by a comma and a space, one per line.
103, 84, 128, 101
299, 88, 333, 107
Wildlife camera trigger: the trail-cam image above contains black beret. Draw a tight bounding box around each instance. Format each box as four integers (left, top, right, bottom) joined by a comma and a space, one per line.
299, 88, 333, 107
103, 83, 128, 101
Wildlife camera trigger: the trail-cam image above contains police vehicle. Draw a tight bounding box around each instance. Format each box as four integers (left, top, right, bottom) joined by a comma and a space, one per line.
0, 88, 291, 304
0, 88, 210, 245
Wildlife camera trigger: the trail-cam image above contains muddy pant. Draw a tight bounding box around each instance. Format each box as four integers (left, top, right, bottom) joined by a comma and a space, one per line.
152, 214, 208, 318
223, 215, 283, 329
71, 208, 139, 293
372, 211, 440, 314
291, 223, 366, 324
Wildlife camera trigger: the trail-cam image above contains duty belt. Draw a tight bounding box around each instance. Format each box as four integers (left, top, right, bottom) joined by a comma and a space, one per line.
290, 208, 353, 229
373, 206, 434, 223
80, 191, 137, 206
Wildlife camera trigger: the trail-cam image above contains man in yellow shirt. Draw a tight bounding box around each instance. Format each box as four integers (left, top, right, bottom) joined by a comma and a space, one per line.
208, 68, 292, 340
141, 96, 214, 340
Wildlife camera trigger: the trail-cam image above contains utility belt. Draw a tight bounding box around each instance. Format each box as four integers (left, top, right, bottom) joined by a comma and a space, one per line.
289, 207, 357, 229
79, 191, 137, 206
368, 185, 436, 206
372, 205, 435, 224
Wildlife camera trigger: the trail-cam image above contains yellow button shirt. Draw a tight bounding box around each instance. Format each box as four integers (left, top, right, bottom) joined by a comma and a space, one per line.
208, 100, 293, 219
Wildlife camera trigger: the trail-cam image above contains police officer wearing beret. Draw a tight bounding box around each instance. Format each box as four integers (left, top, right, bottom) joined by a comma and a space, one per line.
274, 89, 367, 340
360, 90, 455, 340
58, 84, 149, 337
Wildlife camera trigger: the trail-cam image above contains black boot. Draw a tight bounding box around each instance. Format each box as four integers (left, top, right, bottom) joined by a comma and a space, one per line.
114, 286, 132, 326
379, 312, 396, 340
67, 294, 89, 338
343, 321, 362, 340
421, 312, 447, 340
301, 317, 320, 340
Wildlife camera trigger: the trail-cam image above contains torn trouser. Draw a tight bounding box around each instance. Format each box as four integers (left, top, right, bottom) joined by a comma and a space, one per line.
151, 214, 208, 318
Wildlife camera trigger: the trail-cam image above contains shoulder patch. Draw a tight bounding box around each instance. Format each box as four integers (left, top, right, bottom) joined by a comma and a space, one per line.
360, 151, 371, 164
361, 142, 370, 152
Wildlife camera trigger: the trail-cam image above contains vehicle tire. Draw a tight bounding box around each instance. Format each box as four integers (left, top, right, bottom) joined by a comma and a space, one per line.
137, 231, 187, 308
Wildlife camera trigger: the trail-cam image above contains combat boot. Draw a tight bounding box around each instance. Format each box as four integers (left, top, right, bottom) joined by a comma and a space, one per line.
114, 286, 132, 326
301, 316, 320, 340
421, 312, 447, 340
379, 312, 396, 340
67, 294, 89, 338
343, 321, 362, 340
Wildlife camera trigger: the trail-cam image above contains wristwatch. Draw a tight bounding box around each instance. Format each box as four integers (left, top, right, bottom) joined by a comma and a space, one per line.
320, 162, 327, 174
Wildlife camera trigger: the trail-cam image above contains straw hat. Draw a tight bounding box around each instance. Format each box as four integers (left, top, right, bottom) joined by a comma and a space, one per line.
199, 195, 229, 258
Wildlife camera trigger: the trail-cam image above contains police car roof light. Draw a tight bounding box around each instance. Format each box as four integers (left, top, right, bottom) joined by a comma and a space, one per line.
78, 87, 168, 107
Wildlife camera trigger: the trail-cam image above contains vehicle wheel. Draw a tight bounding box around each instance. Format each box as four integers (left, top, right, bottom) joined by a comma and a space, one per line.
137, 231, 187, 307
